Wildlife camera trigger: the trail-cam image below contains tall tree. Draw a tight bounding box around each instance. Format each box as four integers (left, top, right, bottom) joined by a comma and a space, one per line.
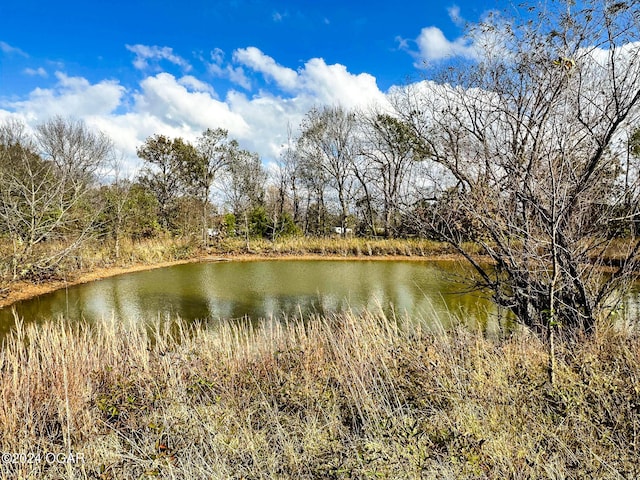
270, 126, 302, 237
99, 157, 130, 260
182, 128, 238, 244
137, 134, 195, 231
225, 149, 267, 245
359, 111, 427, 237
395, 0, 640, 341
297, 149, 329, 236
0, 118, 113, 279
36, 116, 112, 184
225, 149, 266, 215
297, 106, 358, 235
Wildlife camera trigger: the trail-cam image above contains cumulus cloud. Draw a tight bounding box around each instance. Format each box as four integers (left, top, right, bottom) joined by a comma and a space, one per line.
126, 44, 191, 71
398, 6, 480, 67
415, 26, 478, 63
232, 47, 388, 109
397, 26, 478, 67
227, 90, 305, 159
0, 47, 392, 173
207, 48, 251, 89
234, 47, 298, 91
134, 72, 249, 136
178, 75, 216, 95
6, 72, 125, 121
299, 58, 388, 109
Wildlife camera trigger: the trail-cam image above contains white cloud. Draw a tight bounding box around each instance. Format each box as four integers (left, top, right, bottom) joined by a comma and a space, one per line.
448, 5, 464, 27
134, 72, 249, 136
395, 36, 409, 50
0, 41, 28, 57
414, 26, 478, 64
0, 48, 392, 173
208, 48, 251, 89
6, 72, 125, 121
126, 44, 191, 71
300, 58, 388, 109
272, 11, 288, 22
227, 66, 251, 89
398, 8, 481, 67
211, 48, 225, 65
234, 47, 299, 91
178, 75, 216, 95
231, 47, 388, 110
24, 67, 48, 77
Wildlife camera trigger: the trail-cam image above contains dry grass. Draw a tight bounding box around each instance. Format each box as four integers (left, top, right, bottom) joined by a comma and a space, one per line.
2, 236, 459, 288
81, 236, 201, 268
0, 236, 201, 285
209, 236, 476, 258
1, 310, 639, 479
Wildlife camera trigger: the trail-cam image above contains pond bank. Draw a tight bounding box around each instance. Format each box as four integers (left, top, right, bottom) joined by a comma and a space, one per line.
0, 249, 466, 310
3, 232, 633, 310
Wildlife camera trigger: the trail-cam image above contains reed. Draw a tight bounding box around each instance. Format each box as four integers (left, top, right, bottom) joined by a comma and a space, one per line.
1, 310, 639, 478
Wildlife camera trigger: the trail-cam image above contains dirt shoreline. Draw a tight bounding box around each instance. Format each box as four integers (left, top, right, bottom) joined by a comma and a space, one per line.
0, 252, 463, 309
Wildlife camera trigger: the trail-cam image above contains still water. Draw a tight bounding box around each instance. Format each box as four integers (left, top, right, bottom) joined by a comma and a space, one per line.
0, 259, 514, 338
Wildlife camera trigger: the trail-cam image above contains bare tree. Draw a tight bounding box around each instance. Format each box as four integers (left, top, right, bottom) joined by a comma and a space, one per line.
37, 116, 112, 184
297, 150, 330, 236
358, 110, 428, 237
269, 125, 302, 238
224, 149, 267, 245
0, 118, 113, 280
100, 154, 134, 260
297, 106, 358, 235
395, 0, 640, 342
187, 128, 237, 245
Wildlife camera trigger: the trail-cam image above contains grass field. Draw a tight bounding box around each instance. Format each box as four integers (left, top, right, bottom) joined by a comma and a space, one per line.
1, 310, 639, 479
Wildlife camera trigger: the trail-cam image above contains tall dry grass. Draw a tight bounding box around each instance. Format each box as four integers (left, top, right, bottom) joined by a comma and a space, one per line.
82, 236, 201, 267
0, 235, 201, 287
211, 235, 472, 258
1, 310, 639, 479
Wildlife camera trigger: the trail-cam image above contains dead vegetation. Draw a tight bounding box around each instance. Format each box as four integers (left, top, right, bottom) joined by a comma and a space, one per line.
0, 310, 639, 478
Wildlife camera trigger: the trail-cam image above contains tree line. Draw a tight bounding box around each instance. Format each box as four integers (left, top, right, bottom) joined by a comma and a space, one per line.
0, 105, 439, 280
1, 0, 640, 341
124, 105, 437, 243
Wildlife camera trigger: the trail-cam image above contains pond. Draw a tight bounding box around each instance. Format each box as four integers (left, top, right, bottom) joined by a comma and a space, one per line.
0, 259, 519, 339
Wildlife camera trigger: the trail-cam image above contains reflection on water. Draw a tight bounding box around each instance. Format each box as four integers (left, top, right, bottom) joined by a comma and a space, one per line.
1, 259, 512, 338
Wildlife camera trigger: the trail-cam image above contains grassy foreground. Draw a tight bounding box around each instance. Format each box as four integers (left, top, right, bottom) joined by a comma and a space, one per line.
1, 312, 639, 479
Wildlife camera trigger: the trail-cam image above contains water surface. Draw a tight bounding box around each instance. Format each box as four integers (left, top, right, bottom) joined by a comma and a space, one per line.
0, 259, 508, 338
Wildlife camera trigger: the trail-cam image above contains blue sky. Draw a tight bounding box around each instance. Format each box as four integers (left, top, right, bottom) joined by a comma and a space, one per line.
0, 0, 499, 171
